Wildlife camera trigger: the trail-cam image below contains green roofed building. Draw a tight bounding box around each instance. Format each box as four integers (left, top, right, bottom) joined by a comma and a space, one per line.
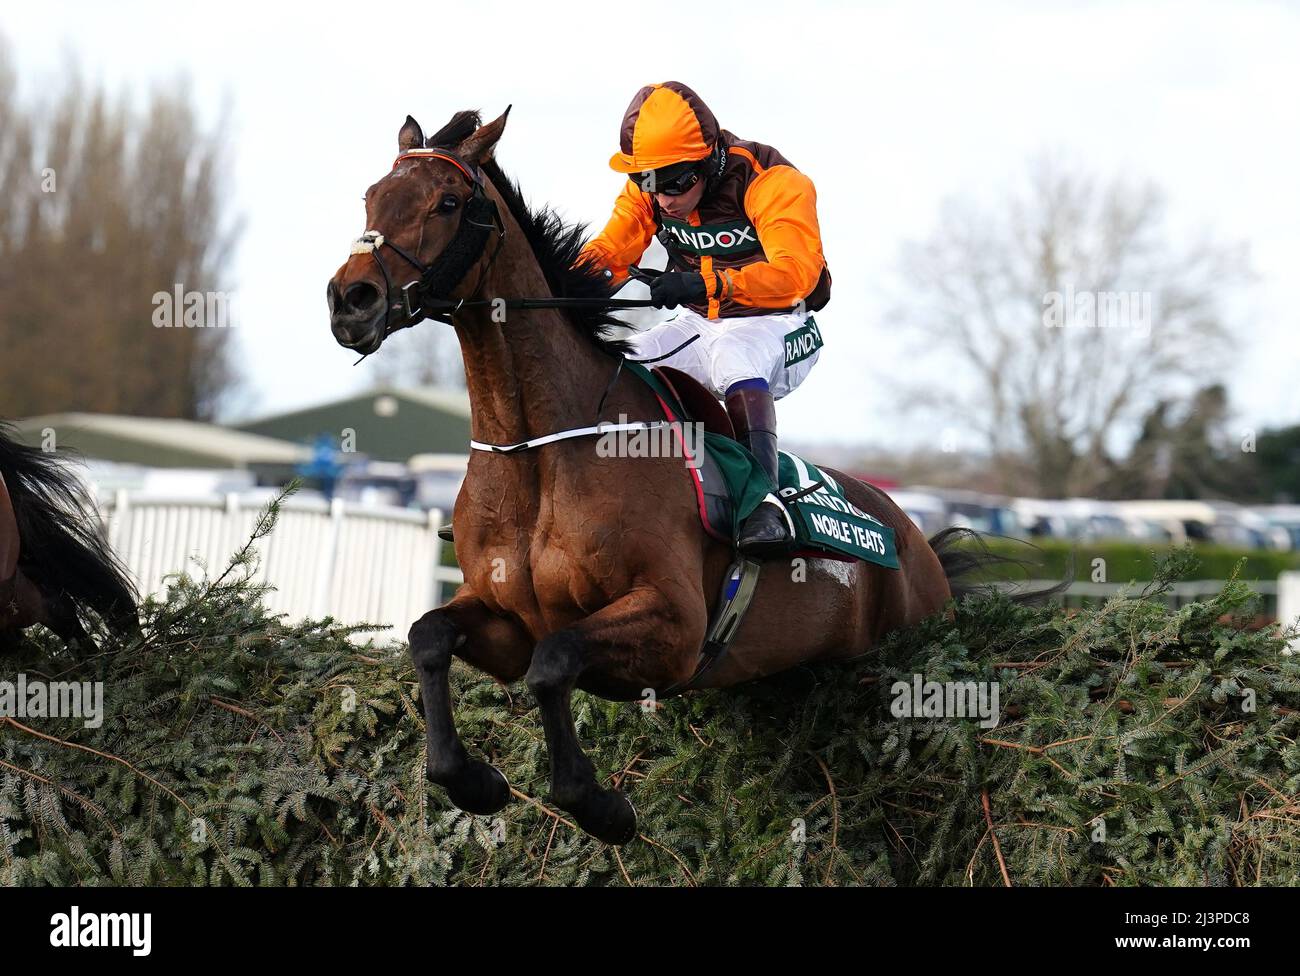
235, 386, 472, 462
9, 413, 308, 481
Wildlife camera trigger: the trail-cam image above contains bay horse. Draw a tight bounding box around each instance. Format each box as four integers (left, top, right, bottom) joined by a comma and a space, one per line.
0, 424, 138, 651
327, 110, 1008, 844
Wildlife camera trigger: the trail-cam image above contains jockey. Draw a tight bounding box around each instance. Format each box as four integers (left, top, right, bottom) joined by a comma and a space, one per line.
582, 81, 831, 557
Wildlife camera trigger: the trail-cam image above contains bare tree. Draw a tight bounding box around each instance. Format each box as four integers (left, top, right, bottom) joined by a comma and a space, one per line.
0, 38, 240, 420
895, 155, 1250, 497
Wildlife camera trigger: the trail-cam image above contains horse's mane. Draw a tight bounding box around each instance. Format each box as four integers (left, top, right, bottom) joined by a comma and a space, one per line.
428, 111, 634, 357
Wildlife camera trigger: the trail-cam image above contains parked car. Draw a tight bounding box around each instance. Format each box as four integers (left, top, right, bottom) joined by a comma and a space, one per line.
336, 460, 419, 508
889, 490, 948, 536
407, 453, 469, 514
1259, 505, 1300, 551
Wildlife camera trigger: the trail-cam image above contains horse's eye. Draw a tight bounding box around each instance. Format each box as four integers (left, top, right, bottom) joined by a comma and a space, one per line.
438, 195, 460, 214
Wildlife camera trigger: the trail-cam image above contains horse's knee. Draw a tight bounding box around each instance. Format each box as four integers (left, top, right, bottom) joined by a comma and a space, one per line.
408, 610, 459, 670
524, 630, 585, 698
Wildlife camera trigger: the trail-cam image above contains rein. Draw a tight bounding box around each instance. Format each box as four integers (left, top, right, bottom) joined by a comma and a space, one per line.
353, 149, 689, 453
351, 148, 656, 360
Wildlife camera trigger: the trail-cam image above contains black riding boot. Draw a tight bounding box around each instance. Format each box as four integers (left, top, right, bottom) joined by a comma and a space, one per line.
725, 385, 793, 557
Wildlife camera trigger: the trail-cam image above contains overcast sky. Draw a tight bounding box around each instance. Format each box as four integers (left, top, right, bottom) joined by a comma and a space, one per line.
6, 0, 1298, 450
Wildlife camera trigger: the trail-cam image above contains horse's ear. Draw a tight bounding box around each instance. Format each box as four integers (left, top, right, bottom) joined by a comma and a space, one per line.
398, 115, 425, 153
457, 106, 511, 166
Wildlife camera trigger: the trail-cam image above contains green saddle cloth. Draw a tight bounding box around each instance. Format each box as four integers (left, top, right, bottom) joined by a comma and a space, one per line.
623, 360, 899, 569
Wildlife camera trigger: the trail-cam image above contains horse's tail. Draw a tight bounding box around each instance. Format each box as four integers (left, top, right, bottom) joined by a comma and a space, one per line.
927, 526, 1069, 605
0, 423, 138, 638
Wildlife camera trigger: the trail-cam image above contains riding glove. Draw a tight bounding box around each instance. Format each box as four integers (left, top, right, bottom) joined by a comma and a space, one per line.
648, 271, 708, 309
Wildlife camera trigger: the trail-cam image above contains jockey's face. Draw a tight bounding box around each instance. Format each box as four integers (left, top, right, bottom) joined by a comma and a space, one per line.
656, 177, 707, 219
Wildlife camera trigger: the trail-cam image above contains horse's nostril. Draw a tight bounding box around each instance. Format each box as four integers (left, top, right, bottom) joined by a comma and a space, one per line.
344, 282, 381, 313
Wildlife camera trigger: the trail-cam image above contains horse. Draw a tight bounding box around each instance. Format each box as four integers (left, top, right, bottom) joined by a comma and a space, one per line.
0, 423, 138, 651
327, 109, 1033, 845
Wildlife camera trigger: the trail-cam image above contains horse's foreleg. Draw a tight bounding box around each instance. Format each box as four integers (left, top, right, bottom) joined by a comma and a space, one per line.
526, 588, 701, 845
408, 596, 523, 816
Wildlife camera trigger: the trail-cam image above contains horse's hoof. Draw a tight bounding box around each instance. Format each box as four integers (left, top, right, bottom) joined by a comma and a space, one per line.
440, 760, 511, 816
570, 788, 638, 846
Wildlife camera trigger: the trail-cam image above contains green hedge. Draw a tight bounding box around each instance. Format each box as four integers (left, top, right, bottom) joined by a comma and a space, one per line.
979, 537, 1300, 584
2, 502, 1298, 886
437, 534, 1300, 583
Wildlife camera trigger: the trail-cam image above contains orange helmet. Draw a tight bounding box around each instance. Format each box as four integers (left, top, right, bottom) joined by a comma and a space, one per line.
608, 81, 720, 174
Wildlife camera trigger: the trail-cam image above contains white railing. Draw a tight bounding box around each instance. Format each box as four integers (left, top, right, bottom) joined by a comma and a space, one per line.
99, 491, 464, 635
1280, 571, 1300, 652
1009, 576, 1297, 651
1010, 578, 1280, 601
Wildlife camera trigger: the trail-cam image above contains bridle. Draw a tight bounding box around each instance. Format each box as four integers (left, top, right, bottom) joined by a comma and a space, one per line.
343, 143, 722, 451
350, 148, 508, 340
348, 147, 656, 359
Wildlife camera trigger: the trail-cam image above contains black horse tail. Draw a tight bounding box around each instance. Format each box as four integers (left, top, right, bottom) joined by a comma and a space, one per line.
928, 526, 1070, 605
0, 423, 138, 639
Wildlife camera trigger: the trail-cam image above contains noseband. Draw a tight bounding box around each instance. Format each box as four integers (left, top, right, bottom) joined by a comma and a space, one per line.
351, 149, 506, 336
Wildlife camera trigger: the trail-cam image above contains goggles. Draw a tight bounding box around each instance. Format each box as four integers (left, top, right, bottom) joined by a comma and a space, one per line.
628, 159, 706, 196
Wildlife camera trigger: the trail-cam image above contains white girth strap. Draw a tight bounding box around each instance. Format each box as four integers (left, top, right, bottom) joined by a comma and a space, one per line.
351, 230, 384, 255
471, 421, 669, 455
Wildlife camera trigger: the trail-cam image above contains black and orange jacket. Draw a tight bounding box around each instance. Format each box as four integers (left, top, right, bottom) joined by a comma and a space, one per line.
582, 81, 831, 320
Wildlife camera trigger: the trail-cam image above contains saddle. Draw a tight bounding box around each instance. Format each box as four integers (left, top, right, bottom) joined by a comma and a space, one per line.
650, 366, 734, 440
641, 364, 898, 569
649, 366, 737, 543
